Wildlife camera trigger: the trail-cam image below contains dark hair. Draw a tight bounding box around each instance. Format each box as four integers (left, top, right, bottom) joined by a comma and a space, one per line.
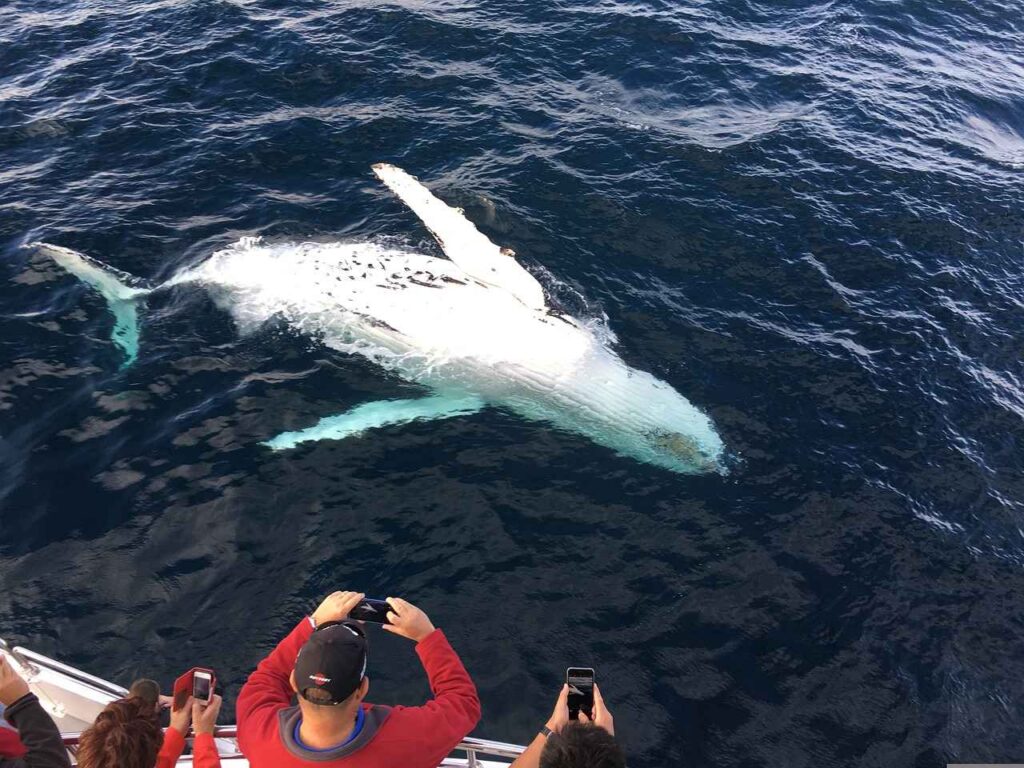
128, 678, 160, 709
540, 723, 626, 768
76, 697, 163, 768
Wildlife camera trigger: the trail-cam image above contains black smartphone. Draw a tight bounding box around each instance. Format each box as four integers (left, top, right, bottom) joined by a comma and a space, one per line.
566, 667, 594, 720
349, 598, 393, 624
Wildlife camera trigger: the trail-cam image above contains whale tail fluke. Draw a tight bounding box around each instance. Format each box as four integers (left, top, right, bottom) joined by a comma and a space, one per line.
32, 242, 152, 368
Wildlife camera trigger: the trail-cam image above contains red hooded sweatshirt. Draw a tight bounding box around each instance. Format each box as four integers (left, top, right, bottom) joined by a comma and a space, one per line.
236, 618, 480, 768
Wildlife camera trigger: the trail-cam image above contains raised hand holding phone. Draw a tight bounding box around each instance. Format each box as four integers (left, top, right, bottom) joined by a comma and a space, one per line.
383, 597, 436, 642
545, 684, 571, 734
578, 682, 614, 735
312, 590, 366, 627
192, 694, 223, 736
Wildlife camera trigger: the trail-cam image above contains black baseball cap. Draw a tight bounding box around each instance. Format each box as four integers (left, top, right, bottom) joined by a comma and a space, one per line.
294, 621, 369, 705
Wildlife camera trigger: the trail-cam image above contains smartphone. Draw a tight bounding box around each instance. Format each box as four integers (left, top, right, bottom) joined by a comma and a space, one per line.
173, 667, 216, 709
566, 667, 595, 721
192, 669, 214, 703
349, 598, 393, 624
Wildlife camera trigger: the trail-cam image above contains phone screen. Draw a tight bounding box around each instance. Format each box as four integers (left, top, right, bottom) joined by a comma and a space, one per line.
192, 672, 212, 702
349, 598, 393, 624
566, 667, 594, 720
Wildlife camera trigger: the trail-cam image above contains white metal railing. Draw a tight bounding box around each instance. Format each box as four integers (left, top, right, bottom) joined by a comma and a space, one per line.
2, 639, 130, 701
59, 726, 524, 765
0, 639, 39, 678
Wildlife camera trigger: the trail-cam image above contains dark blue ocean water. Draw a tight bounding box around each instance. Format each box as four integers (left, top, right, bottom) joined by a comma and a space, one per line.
2, 1, 1023, 765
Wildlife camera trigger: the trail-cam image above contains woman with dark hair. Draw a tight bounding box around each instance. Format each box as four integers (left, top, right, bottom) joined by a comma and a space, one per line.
76, 691, 223, 768
76, 697, 162, 768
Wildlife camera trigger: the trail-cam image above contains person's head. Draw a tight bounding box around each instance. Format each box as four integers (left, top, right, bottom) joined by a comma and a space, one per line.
540, 722, 626, 768
127, 678, 160, 714
289, 621, 370, 722
76, 697, 162, 768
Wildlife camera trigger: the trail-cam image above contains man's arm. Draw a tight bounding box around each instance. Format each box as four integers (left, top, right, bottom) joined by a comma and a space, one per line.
510, 732, 547, 768
412, 629, 482, 737
236, 591, 365, 754
3, 694, 71, 768
509, 685, 569, 768
0, 656, 70, 768
235, 618, 315, 753
383, 597, 481, 763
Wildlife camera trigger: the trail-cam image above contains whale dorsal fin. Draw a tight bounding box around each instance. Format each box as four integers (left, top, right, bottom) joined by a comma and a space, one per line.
372, 163, 547, 311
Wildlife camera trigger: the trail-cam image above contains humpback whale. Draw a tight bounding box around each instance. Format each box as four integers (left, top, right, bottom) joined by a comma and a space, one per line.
33, 164, 725, 474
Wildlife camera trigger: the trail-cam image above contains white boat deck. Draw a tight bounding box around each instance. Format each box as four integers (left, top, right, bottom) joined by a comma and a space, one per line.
1, 639, 523, 767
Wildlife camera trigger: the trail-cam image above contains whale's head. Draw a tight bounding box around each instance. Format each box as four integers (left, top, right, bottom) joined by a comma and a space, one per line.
615, 375, 725, 474
522, 350, 726, 475
645, 428, 723, 474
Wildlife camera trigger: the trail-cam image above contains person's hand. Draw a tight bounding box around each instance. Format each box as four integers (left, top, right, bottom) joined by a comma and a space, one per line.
544, 684, 570, 734
0, 656, 30, 707
169, 695, 193, 735
383, 597, 436, 642
192, 694, 222, 736
158, 694, 173, 711
312, 591, 365, 627
578, 683, 614, 735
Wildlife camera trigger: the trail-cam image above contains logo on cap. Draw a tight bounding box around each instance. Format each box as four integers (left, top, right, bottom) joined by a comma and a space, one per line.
309, 673, 331, 686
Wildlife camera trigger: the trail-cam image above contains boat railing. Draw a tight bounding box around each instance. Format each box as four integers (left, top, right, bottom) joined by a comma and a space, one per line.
0, 639, 39, 678
1, 638, 129, 699
7, 638, 525, 766
59, 726, 525, 765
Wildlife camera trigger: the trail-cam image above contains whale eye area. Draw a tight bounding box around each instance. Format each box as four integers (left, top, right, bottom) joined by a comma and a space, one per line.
649, 431, 704, 463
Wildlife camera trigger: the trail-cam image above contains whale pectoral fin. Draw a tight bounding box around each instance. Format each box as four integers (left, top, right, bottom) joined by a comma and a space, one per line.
372, 163, 547, 311
261, 393, 486, 451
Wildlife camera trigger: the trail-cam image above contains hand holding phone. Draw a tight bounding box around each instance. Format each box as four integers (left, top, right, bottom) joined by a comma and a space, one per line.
172, 668, 216, 711
581, 682, 615, 735
312, 591, 366, 627
381, 597, 436, 642
566, 667, 595, 721
192, 694, 223, 736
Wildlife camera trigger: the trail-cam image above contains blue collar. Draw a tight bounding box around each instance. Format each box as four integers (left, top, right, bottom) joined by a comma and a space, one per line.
294, 706, 365, 752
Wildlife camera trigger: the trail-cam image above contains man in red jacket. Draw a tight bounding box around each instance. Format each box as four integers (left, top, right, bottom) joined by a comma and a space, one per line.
237, 590, 480, 767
